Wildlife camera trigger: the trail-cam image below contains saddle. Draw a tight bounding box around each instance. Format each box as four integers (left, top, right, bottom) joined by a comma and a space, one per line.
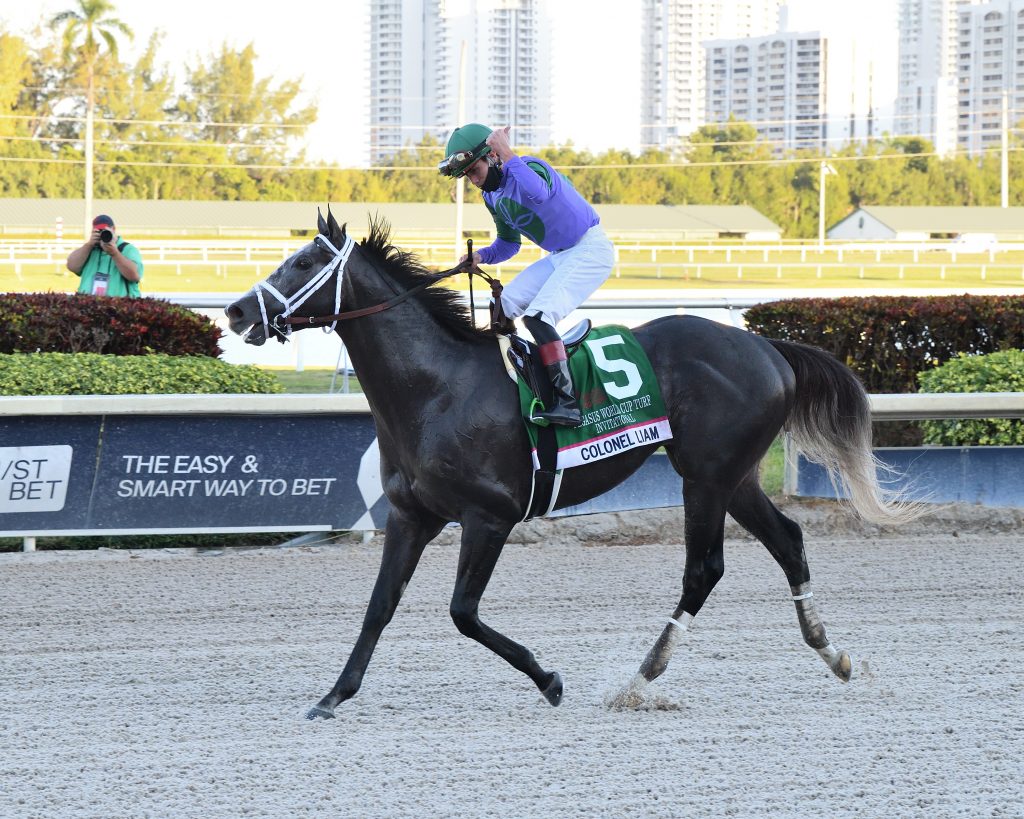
487, 282, 591, 393
500, 318, 592, 397
488, 295, 592, 520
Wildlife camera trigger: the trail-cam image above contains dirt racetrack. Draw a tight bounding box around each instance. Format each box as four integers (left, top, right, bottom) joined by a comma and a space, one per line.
2, 500, 1022, 819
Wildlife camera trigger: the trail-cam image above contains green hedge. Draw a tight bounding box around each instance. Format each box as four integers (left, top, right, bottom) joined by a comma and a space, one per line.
0, 352, 281, 395
0, 293, 222, 357
918, 350, 1024, 445
744, 295, 1024, 393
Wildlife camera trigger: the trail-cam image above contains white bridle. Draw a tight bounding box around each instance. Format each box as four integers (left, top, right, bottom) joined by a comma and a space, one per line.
250, 233, 355, 338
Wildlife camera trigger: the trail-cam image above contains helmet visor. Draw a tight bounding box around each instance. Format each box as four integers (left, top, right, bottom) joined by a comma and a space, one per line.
438, 140, 489, 178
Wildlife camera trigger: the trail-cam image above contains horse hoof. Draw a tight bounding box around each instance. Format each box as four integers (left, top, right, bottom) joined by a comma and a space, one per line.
540, 671, 563, 706
305, 703, 336, 720
833, 651, 852, 683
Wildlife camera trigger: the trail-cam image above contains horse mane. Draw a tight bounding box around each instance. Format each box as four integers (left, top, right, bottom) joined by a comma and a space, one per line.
357, 215, 493, 342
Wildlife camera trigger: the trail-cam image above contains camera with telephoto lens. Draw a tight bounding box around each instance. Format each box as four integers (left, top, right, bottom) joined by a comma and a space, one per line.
98, 228, 114, 244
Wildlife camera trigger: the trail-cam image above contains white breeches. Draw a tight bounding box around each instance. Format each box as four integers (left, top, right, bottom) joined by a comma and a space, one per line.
499, 224, 614, 327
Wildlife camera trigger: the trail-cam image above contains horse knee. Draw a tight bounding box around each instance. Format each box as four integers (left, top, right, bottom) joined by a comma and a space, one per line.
682, 553, 725, 613
449, 600, 481, 638
364, 598, 398, 631
705, 552, 725, 588
781, 514, 803, 544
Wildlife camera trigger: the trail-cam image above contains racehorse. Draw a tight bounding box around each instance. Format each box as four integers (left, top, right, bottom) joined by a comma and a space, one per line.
226, 210, 917, 720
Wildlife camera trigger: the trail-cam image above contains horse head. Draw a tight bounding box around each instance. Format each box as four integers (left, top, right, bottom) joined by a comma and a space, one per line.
226, 208, 353, 345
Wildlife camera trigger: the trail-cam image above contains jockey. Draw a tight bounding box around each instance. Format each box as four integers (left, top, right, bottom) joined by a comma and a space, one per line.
438, 123, 615, 428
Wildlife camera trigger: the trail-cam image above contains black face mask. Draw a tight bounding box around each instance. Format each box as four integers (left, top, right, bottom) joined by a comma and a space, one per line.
481, 161, 503, 193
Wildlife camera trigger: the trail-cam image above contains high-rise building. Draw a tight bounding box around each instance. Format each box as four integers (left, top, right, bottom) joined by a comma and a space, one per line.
640, 0, 781, 150
704, 2, 897, 154
369, 0, 552, 163
704, 32, 829, 152
897, 0, 980, 155
956, 0, 1024, 155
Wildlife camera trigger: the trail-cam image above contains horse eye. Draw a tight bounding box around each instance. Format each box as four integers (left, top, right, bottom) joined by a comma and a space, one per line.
296, 255, 313, 270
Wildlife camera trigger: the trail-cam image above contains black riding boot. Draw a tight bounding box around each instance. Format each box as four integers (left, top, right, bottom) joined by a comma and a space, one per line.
524, 315, 582, 428
540, 354, 582, 427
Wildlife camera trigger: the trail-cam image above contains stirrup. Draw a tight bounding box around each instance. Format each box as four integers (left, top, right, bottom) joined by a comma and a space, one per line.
529, 399, 582, 428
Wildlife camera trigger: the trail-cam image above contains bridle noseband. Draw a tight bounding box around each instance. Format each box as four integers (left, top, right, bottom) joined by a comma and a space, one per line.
248, 233, 495, 338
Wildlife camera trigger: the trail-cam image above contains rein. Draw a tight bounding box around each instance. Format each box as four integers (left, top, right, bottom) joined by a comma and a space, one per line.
255, 233, 502, 337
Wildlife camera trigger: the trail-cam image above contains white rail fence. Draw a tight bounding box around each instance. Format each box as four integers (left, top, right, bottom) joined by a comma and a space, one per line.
5, 238, 1024, 281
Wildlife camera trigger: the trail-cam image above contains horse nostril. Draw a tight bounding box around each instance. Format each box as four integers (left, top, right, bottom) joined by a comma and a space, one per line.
225, 304, 242, 320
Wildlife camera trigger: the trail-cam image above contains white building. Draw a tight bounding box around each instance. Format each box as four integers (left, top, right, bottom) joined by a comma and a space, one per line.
369, 0, 552, 163
956, 0, 1024, 156
896, 0, 980, 155
828, 205, 1024, 240
704, 3, 897, 153
704, 32, 827, 152
640, 0, 781, 150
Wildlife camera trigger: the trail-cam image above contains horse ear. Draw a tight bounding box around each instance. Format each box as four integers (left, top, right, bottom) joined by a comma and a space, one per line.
326, 207, 344, 244
317, 208, 329, 237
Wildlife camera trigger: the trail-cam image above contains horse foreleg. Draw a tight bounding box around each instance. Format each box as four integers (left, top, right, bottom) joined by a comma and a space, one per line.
634, 480, 728, 688
306, 507, 445, 720
727, 475, 852, 682
449, 516, 563, 706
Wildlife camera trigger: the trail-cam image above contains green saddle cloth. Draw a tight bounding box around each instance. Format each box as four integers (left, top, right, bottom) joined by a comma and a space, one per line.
517, 324, 673, 470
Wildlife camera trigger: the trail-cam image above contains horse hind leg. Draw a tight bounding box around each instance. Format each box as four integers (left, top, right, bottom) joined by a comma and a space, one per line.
625, 479, 729, 700
728, 473, 852, 682
450, 514, 563, 706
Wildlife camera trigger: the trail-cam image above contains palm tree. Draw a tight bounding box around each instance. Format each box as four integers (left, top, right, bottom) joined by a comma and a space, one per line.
50, 0, 132, 235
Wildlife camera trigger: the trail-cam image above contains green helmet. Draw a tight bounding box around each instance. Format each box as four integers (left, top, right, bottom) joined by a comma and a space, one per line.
438, 123, 492, 178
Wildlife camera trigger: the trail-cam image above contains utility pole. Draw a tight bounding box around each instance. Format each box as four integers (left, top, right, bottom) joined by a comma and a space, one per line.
84, 73, 94, 237
1001, 87, 1009, 208
454, 40, 468, 258
1001, 0, 1012, 208
818, 160, 836, 251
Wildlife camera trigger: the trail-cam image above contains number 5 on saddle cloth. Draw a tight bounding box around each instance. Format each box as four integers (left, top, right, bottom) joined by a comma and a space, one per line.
495, 319, 673, 520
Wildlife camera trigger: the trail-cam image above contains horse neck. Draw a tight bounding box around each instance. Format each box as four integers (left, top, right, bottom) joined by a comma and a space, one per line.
335, 266, 485, 424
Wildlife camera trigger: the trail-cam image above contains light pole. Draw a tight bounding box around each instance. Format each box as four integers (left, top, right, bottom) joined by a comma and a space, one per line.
454, 40, 468, 258
818, 160, 837, 251
1001, 88, 1009, 208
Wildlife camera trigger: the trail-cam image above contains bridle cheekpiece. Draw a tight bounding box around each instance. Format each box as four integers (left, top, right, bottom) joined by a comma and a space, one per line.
250, 232, 355, 339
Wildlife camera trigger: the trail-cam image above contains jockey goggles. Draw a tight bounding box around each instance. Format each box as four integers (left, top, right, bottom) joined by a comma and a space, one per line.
437, 140, 489, 178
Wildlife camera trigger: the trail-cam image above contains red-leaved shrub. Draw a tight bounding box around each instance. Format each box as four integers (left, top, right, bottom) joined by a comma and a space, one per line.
0, 293, 222, 357
744, 294, 1024, 394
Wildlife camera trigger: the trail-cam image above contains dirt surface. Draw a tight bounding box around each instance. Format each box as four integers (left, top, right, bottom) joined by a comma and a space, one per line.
2, 501, 1021, 818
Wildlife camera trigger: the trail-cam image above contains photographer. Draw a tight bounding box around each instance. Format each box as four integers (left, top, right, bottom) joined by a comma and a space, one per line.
66, 214, 144, 297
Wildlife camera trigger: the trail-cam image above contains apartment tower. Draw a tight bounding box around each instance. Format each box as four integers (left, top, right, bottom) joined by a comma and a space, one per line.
640, 0, 781, 150
369, 0, 552, 163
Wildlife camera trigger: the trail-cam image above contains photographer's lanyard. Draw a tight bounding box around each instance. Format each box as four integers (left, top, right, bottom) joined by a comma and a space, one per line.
89, 241, 121, 295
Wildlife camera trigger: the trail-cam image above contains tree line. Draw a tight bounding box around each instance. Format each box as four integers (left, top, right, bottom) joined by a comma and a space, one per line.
2, 1, 1022, 237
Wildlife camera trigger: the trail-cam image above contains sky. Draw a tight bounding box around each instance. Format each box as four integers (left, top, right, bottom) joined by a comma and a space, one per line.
2, 0, 896, 167
1, 0, 642, 167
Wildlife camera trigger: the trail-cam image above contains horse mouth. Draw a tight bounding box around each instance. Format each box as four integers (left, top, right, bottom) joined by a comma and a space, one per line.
243, 325, 268, 346
225, 302, 269, 346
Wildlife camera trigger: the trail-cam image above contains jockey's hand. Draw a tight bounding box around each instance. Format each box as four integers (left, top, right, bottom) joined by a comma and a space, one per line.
459, 251, 482, 266
485, 126, 515, 162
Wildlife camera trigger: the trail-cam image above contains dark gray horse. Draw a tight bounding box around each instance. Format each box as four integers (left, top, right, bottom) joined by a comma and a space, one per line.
226, 210, 915, 719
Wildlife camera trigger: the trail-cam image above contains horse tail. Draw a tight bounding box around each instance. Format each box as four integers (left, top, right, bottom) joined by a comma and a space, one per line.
768, 338, 923, 525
